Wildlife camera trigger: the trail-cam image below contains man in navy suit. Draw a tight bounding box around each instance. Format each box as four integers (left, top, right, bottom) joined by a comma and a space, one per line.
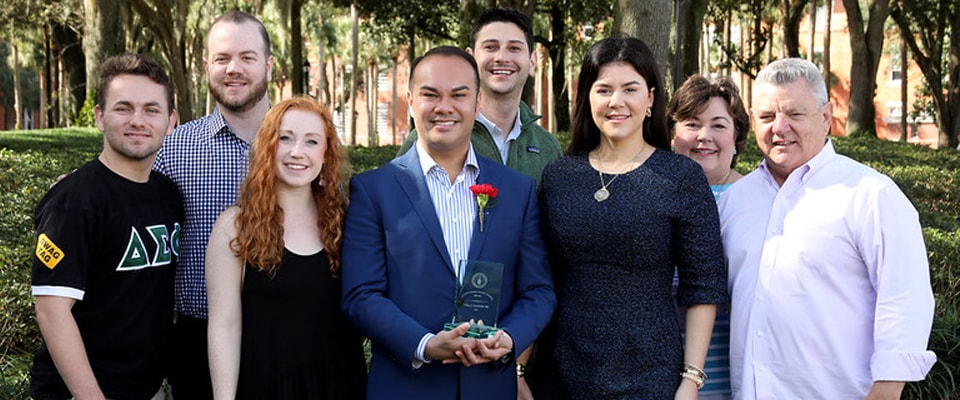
341, 46, 556, 400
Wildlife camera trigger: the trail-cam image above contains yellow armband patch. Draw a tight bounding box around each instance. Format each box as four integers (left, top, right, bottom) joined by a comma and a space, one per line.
36, 234, 65, 269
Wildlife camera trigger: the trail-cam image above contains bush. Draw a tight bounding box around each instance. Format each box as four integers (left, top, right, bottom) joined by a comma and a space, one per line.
0, 129, 102, 396
348, 144, 400, 173
735, 134, 960, 232
73, 94, 97, 128
905, 303, 960, 400
0, 353, 31, 399
2, 131, 959, 398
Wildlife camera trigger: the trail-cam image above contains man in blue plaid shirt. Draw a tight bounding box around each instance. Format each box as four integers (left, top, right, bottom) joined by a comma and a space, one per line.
153, 10, 274, 399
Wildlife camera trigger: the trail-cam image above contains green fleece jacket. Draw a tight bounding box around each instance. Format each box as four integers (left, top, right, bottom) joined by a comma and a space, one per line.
397, 102, 562, 184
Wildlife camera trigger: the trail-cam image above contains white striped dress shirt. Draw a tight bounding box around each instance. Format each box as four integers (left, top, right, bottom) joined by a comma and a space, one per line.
413, 141, 480, 365
416, 142, 479, 272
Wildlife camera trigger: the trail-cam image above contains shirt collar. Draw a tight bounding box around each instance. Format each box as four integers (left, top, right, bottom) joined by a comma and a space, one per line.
204, 108, 230, 138
415, 140, 480, 177
476, 110, 523, 141
759, 137, 837, 185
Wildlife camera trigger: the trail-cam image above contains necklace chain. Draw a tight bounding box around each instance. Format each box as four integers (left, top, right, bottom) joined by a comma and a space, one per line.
718, 168, 733, 186
593, 142, 647, 202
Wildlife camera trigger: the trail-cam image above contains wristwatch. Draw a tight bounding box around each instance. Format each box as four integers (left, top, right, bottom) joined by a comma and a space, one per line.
498, 349, 514, 365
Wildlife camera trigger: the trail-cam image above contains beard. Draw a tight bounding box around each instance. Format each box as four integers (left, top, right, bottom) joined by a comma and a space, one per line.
104, 135, 163, 161
209, 73, 269, 113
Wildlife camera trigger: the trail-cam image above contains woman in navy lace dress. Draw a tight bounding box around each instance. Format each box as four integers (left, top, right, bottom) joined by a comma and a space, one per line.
531, 37, 728, 400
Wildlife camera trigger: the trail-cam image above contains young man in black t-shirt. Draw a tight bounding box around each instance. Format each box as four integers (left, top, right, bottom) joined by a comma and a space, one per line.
30, 54, 182, 400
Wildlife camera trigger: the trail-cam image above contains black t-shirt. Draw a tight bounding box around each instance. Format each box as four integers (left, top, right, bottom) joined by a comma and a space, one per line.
30, 158, 183, 400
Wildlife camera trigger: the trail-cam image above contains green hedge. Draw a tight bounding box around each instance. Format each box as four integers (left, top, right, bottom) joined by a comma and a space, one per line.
1, 129, 958, 399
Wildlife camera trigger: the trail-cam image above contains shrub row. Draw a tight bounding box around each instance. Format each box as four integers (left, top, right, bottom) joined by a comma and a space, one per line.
1, 130, 958, 398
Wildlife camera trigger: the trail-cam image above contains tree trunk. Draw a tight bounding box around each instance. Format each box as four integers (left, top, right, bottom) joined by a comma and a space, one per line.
548, 4, 569, 133
743, 23, 752, 109
824, 0, 832, 98
319, 14, 328, 103
368, 59, 378, 147
407, 24, 416, 72
331, 54, 337, 109
782, 0, 810, 58
41, 24, 51, 128
701, 24, 709, 73
39, 68, 47, 128
842, 0, 890, 137
169, 41, 193, 121
47, 26, 59, 127
61, 56, 71, 126
392, 55, 398, 144
292, 0, 304, 95
350, 3, 359, 145
461, 0, 483, 42
723, 9, 732, 77
890, 0, 956, 147
57, 20, 86, 125
127, 0, 195, 121
680, 0, 710, 79
12, 42, 23, 130
614, 0, 672, 80
83, 0, 123, 103
899, 33, 907, 142
808, 2, 816, 62
945, 13, 960, 148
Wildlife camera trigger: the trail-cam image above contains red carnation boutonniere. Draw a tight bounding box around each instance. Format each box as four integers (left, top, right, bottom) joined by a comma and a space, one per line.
469, 183, 499, 232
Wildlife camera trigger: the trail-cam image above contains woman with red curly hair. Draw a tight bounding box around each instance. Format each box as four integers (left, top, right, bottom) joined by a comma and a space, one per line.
206, 96, 366, 399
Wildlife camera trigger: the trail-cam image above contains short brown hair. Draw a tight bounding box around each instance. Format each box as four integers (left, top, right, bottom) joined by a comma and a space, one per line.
209, 10, 271, 57
469, 8, 534, 54
98, 53, 175, 114
667, 75, 749, 167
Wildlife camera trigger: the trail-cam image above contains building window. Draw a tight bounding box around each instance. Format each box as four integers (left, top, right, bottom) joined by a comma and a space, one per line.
890, 46, 903, 82
886, 102, 903, 120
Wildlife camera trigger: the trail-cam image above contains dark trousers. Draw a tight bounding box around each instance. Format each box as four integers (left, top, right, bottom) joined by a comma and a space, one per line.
169, 314, 213, 400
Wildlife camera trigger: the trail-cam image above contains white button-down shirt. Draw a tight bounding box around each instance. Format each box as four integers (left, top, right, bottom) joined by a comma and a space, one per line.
416, 142, 479, 270
718, 140, 936, 400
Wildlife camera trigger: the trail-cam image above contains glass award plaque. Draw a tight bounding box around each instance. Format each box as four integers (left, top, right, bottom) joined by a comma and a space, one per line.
443, 260, 504, 339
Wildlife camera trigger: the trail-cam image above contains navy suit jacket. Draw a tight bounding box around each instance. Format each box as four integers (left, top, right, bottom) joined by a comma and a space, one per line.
342, 148, 556, 400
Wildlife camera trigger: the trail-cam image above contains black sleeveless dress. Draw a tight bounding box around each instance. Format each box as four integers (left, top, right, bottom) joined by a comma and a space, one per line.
237, 249, 366, 400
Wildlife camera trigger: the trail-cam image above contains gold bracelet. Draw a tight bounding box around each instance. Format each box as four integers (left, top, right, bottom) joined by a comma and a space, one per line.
680, 363, 707, 390
683, 362, 707, 378
680, 371, 705, 389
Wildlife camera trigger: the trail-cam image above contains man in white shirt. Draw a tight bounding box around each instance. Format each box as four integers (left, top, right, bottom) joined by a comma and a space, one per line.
718, 58, 936, 400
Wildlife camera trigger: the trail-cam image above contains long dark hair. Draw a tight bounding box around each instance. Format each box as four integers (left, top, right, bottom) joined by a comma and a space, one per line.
569, 36, 669, 154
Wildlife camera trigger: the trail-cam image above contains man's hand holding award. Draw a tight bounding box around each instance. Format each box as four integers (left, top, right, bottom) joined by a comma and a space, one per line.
427, 260, 512, 366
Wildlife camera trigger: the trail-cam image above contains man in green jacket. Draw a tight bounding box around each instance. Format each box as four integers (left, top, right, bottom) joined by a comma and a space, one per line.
397, 8, 562, 184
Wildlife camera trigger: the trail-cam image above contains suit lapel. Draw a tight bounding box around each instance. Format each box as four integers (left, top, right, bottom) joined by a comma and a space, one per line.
467, 157, 499, 261
393, 150, 456, 274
